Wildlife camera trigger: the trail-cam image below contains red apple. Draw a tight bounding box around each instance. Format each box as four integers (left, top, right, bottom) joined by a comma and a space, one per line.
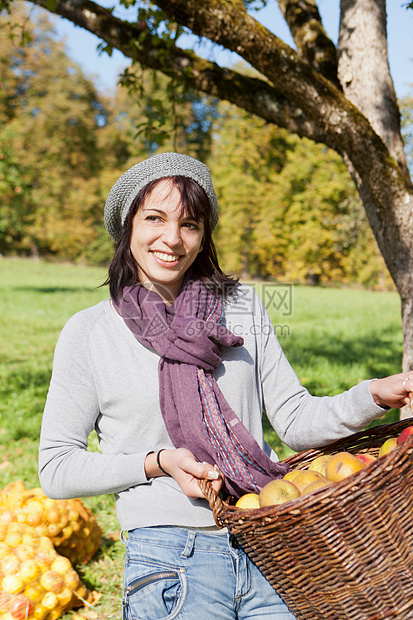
397, 426, 413, 444
355, 453, 377, 466
9, 594, 32, 620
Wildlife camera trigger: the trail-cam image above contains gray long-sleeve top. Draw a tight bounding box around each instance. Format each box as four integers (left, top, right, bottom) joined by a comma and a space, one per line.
39, 284, 386, 531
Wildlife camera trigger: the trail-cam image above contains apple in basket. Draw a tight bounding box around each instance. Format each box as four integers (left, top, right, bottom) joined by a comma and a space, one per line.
378, 437, 398, 457
325, 452, 366, 482
290, 470, 327, 494
283, 468, 302, 483
308, 455, 332, 476
235, 493, 260, 510
397, 426, 413, 444
355, 453, 377, 466
301, 478, 331, 495
259, 479, 301, 507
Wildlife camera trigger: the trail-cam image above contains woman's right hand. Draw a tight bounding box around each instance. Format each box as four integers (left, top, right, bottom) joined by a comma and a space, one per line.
144, 448, 223, 499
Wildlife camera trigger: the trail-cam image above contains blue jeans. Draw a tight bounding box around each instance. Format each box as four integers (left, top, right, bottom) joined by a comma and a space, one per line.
122, 526, 296, 619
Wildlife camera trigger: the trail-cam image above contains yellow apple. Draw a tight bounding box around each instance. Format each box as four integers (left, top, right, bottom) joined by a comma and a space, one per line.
291, 470, 326, 494
235, 493, 260, 509
378, 437, 398, 457
301, 478, 331, 495
325, 452, 366, 482
308, 455, 332, 476
259, 479, 300, 507
283, 469, 303, 483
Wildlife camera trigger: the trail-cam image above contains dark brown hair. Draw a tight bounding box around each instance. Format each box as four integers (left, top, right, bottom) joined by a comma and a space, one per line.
105, 176, 238, 302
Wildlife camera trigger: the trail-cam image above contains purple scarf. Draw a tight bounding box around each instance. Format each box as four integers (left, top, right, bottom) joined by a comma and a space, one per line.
114, 277, 288, 497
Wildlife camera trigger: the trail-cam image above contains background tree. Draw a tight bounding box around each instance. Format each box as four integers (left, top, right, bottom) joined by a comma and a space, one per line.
0, 126, 34, 254
0, 4, 110, 259
211, 100, 390, 287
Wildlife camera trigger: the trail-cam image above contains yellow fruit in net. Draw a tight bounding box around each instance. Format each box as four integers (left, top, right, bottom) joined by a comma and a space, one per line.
32, 603, 48, 620
56, 587, 72, 608
40, 571, 65, 594
24, 583, 46, 604
36, 539, 55, 564
50, 557, 72, 575
19, 559, 41, 584
22, 502, 44, 528
0, 483, 102, 566
0, 513, 14, 526
0, 483, 24, 511
14, 542, 37, 562
4, 530, 22, 548
0, 485, 100, 619
1, 553, 20, 576
21, 531, 37, 545
1, 574, 24, 595
64, 569, 80, 591
40, 591, 59, 611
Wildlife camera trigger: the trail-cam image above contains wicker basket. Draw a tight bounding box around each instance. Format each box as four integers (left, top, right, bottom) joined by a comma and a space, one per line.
199, 418, 413, 620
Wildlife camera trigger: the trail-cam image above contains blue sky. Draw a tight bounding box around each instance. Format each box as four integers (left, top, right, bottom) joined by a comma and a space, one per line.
53, 1, 413, 98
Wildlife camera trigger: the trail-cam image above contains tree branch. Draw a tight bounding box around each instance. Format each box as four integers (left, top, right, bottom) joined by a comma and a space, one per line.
27, 0, 330, 145
277, 0, 340, 88
153, 0, 411, 191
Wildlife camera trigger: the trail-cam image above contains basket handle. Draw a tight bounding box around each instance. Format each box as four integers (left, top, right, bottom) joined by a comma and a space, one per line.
198, 478, 225, 527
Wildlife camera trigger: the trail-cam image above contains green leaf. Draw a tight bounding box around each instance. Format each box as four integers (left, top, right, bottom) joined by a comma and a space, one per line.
45, 0, 58, 11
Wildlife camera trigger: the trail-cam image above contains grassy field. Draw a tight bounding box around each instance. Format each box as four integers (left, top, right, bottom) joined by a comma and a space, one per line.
0, 258, 404, 619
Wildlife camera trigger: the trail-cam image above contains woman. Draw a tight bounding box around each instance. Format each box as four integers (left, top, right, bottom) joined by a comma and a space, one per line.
39, 152, 413, 620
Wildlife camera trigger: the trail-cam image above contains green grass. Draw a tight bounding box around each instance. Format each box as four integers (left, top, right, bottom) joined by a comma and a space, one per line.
259, 282, 403, 455
0, 259, 404, 618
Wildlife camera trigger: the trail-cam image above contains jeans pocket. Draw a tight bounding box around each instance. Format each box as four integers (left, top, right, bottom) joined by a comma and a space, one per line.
122, 562, 187, 620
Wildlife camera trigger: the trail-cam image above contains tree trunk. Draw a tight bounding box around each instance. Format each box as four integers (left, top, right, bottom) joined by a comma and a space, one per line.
336, 1, 413, 411
338, 0, 409, 179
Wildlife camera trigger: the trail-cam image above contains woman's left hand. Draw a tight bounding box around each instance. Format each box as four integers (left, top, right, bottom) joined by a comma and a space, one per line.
369, 372, 413, 410
152, 448, 224, 499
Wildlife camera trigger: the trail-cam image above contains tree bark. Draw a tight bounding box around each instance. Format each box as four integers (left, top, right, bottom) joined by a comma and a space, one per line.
338, 0, 409, 179
277, 0, 340, 88
335, 0, 413, 412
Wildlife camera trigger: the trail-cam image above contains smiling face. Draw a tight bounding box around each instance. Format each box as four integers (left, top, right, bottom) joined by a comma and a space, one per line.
130, 179, 205, 302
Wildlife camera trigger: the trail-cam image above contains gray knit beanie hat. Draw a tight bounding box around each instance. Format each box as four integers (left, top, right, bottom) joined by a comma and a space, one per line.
104, 152, 219, 242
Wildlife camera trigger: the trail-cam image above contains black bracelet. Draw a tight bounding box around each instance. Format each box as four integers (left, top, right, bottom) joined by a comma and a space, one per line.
156, 449, 171, 477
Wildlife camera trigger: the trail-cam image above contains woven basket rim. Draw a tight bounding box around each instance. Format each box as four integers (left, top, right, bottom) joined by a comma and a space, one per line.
200, 416, 413, 525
